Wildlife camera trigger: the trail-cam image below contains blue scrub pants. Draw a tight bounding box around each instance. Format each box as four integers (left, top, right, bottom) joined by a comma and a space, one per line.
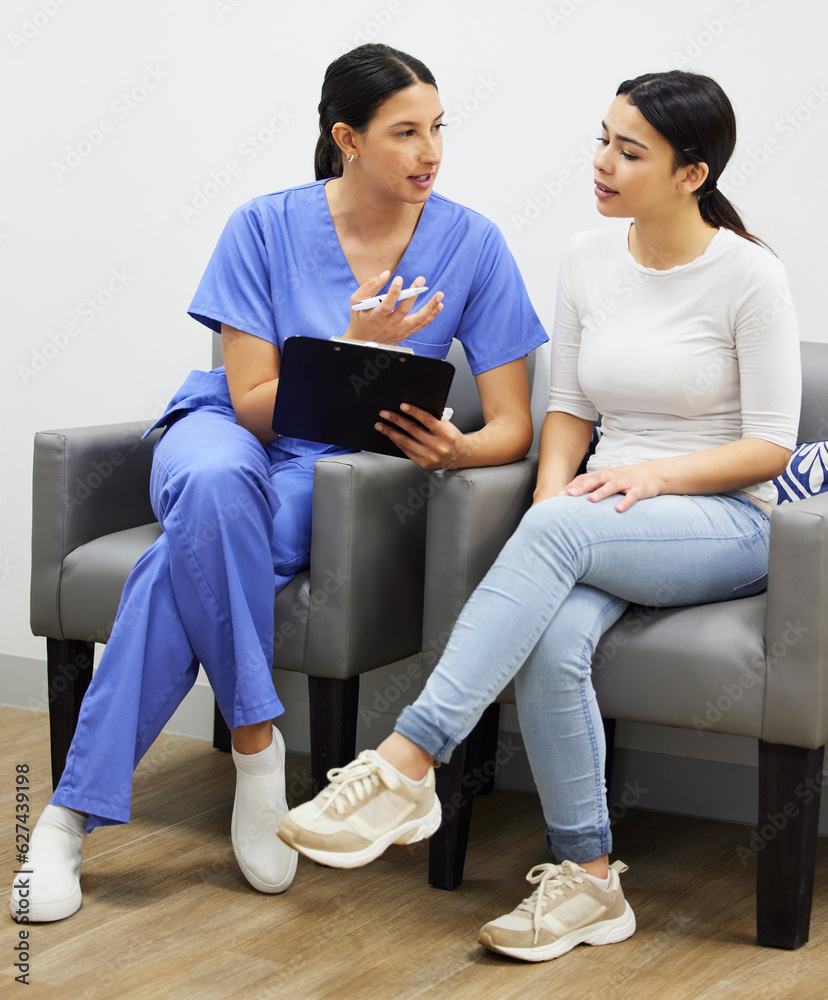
52, 406, 338, 831
395, 491, 770, 862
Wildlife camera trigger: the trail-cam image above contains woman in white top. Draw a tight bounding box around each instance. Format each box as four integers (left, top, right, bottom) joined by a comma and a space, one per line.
277, 70, 802, 963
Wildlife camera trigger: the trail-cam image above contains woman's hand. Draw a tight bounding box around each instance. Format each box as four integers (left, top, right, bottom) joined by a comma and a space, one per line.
375, 402, 468, 469
558, 464, 666, 512
345, 270, 444, 346
557, 438, 791, 512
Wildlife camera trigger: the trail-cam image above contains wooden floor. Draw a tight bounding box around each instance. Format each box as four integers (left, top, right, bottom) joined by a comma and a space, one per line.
2, 706, 827, 1000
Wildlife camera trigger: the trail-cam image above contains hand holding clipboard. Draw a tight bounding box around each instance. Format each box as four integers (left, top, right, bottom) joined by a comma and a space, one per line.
271, 336, 455, 458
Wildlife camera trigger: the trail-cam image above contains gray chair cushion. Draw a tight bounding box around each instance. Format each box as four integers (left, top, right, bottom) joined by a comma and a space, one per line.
497, 595, 768, 740
591, 594, 768, 738
59, 524, 163, 640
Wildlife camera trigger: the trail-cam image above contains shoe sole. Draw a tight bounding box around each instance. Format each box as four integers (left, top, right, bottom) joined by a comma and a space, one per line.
478, 901, 636, 962
278, 795, 443, 869
10, 887, 82, 923
234, 847, 298, 894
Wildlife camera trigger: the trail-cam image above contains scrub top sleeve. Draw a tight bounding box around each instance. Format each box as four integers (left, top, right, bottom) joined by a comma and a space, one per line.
187, 200, 278, 345
454, 225, 548, 376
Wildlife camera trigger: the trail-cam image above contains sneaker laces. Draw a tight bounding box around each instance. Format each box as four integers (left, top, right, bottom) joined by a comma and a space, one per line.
517, 860, 587, 944
315, 751, 401, 817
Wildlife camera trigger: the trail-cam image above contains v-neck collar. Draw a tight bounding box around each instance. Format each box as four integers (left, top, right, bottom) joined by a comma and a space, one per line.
318, 178, 432, 291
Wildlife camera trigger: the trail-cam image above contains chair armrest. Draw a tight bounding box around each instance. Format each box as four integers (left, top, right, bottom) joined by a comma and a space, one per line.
762, 492, 828, 748
31, 421, 160, 638
303, 451, 431, 677
422, 457, 538, 651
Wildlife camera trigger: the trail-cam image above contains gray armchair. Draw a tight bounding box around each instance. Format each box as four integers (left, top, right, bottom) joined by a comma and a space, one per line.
29, 336, 517, 793
421, 341, 828, 952
30, 355, 475, 792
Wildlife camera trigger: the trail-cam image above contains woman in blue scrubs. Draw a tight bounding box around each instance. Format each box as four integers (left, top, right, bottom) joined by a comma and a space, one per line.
11, 43, 547, 922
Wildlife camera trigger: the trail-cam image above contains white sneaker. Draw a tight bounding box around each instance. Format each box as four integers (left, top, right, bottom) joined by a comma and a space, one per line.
231, 727, 297, 893
277, 750, 442, 868
10, 823, 83, 923
478, 860, 635, 962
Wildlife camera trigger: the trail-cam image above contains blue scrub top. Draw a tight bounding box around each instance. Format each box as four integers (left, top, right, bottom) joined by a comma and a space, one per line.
153, 179, 548, 455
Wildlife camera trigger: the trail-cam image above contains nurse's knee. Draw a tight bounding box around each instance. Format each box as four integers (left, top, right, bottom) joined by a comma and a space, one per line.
173, 445, 273, 517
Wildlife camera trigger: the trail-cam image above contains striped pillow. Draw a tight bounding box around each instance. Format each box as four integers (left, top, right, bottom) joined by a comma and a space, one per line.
774, 441, 828, 503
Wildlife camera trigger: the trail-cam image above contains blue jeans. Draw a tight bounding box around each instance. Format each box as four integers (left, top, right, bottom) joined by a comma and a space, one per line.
395, 491, 770, 862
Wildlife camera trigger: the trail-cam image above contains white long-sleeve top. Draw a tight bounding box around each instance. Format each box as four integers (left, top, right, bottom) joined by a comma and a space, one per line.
548, 224, 802, 503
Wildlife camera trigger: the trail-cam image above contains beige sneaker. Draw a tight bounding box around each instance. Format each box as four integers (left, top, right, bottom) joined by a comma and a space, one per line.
276, 750, 442, 868
478, 860, 635, 962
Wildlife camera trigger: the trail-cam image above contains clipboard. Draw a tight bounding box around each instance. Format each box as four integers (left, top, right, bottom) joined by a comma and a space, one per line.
272, 336, 455, 457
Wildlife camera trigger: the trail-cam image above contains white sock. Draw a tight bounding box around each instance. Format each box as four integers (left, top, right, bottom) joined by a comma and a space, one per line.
375, 750, 431, 787
579, 867, 611, 888
38, 803, 88, 839
232, 730, 280, 776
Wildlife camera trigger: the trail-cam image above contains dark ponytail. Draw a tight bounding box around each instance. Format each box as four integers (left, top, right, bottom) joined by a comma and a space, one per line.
315, 43, 437, 181
617, 71, 770, 250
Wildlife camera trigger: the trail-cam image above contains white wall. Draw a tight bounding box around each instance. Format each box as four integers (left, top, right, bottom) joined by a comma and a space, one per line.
2, 0, 826, 825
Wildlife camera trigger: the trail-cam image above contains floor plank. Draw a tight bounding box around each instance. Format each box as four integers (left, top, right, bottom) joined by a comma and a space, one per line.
2, 706, 827, 999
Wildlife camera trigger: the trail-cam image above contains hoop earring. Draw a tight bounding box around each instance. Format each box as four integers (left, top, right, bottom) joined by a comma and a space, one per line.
347, 154, 354, 164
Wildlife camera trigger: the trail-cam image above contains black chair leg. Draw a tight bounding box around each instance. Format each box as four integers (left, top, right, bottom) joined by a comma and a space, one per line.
470, 703, 502, 796
757, 740, 825, 949
46, 638, 94, 790
307, 676, 360, 793
212, 700, 232, 753
428, 704, 515, 890
428, 737, 476, 890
